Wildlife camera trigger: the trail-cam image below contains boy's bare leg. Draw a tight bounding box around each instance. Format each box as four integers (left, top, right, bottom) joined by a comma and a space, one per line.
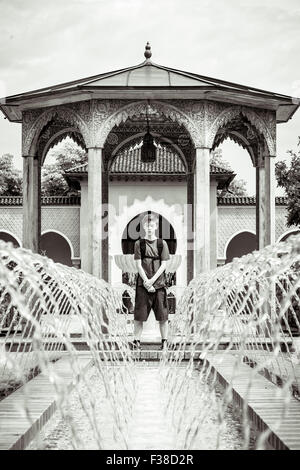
159, 320, 168, 340
134, 320, 143, 340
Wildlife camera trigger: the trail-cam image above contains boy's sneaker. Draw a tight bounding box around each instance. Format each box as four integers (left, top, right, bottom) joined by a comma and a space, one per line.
130, 339, 142, 350
160, 339, 168, 351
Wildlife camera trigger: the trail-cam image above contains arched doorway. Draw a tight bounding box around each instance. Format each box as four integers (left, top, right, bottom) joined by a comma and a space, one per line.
212, 111, 274, 250
40, 231, 73, 266
0, 231, 20, 248
121, 212, 177, 315
225, 231, 256, 263
22, 110, 87, 254
121, 212, 177, 256
278, 230, 300, 243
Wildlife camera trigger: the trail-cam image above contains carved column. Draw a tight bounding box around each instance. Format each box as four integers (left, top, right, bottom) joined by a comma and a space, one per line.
194, 147, 211, 275
210, 178, 218, 269
88, 147, 103, 278
80, 179, 89, 272
186, 171, 194, 284
264, 155, 276, 246
256, 162, 266, 250
22, 155, 41, 252
256, 154, 275, 249
102, 167, 109, 282
258, 154, 276, 334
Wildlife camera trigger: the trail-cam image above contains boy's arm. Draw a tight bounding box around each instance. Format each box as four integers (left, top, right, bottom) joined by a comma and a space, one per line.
147, 240, 170, 286
147, 260, 167, 286
134, 240, 149, 283
136, 259, 150, 283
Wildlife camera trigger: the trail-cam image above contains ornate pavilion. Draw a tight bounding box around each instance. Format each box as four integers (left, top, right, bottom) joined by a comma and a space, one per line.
0, 43, 299, 287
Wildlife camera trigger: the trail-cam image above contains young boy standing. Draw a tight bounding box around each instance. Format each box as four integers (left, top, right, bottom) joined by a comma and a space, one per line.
131, 213, 170, 351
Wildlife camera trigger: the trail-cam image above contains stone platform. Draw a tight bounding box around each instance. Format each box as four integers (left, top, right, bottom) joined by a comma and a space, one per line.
0, 353, 92, 450
1, 334, 293, 353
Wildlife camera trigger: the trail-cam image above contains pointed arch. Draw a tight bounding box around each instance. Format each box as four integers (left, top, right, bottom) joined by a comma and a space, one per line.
208, 106, 276, 156
41, 128, 86, 164
96, 100, 202, 148
23, 106, 90, 156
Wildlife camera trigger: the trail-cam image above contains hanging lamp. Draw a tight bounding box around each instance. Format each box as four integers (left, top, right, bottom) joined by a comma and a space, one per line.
141, 101, 156, 163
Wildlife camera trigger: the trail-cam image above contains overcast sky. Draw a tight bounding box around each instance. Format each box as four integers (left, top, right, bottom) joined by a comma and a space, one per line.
0, 0, 299, 195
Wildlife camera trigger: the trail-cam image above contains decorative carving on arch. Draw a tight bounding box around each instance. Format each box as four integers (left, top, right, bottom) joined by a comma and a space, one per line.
22, 105, 90, 156
40, 128, 86, 164
207, 105, 276, 156
95, 100, 206, 148
102, 114, 194, 172
213, 129, 255, 165
21, 99, 277, 158
242, 107, 276, 156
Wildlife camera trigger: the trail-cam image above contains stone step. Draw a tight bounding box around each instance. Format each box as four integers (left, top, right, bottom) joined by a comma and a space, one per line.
1, 334, 294, 353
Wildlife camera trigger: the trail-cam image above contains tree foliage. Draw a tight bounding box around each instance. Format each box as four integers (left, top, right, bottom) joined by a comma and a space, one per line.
41, 165, 70, 196
225, 178, 248, 197
0, 154, 22, 196
1, 142, 250, 198
210, 148, 248, 197
41, 138, 87, 196
210, 148, 232, 171
275, 138, 300, 227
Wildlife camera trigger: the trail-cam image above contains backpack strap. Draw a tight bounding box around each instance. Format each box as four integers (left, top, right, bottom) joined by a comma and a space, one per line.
140, 238, 146, 260
140, 238, 163, 260
138, 238, 167, 287
157, 238, 163, 260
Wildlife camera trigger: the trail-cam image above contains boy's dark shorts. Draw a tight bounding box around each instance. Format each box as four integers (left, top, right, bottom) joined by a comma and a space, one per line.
133, 285, 169, 322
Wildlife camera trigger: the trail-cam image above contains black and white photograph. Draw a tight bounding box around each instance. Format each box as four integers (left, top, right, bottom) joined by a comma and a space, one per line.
0, 0, 300, 455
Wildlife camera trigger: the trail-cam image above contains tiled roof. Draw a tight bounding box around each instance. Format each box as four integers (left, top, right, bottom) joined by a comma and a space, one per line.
67, 162, 88, 173
210, 164, 233, 175
218, 196, 256, 205
0, 196, 81, 206
110, 146, 186, 174
0, 195, 288, 206
66, 147, 234, 176
217, 196, 288, 205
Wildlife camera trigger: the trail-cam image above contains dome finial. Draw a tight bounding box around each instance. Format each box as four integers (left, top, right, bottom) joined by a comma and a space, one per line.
144, 42, 152, 60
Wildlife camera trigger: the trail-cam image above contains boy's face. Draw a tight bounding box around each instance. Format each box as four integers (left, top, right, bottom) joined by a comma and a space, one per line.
143, 220, 158, 236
